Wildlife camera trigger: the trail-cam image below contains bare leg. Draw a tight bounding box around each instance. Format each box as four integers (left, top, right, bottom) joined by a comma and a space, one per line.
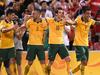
46, 60, 54, 75
0, 62, 2, 75
64, 56, 73, 75
17, 65, 22, 75
4, 59, 11, 75
9, 58, 17, 75
24, 61, 33, 75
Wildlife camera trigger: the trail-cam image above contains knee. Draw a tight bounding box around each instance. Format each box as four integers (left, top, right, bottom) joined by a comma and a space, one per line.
48, 60, 54, 66
64, 56, 71, 62
40, 60, 45, 64
10, 58, 16, 64
81, 61, 88, 66
28, 61, 33, 66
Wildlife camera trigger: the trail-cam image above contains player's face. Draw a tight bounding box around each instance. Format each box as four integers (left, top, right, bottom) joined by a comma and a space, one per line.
57, 10, 64, 18
33, 11, 41, 19
84, 10, 91, 19
8, 13, 16, 21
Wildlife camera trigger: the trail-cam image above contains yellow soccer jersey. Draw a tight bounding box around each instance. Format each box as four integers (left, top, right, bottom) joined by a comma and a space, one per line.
26, 19, 47, 45
73, 16, 95, 46
47, 18, 64, 44
0, 20, 14, 49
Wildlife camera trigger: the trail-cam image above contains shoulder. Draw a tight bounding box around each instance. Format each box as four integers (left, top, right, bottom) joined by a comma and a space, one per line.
76, 15, 82, 20
26, 19, 33, 24
0, 20, 7, 27
46, 18, 54, 22
89, 18, 95, 25
0, 20, 5, 24
90, 18, 95, 22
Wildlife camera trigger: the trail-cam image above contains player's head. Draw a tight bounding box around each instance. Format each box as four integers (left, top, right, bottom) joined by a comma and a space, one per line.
5, 8, 16, 20
33, 8, 41, 19
82, 6, 91, 19
55, 7, 64, 18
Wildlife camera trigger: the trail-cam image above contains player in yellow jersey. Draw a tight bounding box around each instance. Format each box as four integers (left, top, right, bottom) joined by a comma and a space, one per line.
22, 9, 47, 75
66, 6, 100, 75
46, 8, 73, 75
0, 14, 11, 75
0, 8, 18, 75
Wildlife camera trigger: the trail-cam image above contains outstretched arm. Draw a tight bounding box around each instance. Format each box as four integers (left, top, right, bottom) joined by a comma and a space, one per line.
1, 23, 18, 33
63, 16, 77, 26
66, 19, 77, 25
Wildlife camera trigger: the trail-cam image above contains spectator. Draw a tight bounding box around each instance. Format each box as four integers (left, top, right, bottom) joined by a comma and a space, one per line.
40, 1, 53, 18
12, 2, 21, 17
0, 0, 5, 16
74, 0, 91, 18
27, 2, 34, 15
51, 0, 72, 15
90, 0, 100, 18
63, 26, 70, 50
93, 35, 100, 50
65, 10, 75, 50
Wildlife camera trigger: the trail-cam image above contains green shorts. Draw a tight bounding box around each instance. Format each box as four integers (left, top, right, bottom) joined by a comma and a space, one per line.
43, 29, 49, 50
26, 45, 45, 61
16, 50, 22, 65
0, 47, 16, 62
49, 44, 69, 61
75, 46, 89, 61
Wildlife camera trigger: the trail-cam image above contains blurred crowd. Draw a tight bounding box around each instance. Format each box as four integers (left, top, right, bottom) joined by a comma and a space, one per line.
0, 0, 100, 50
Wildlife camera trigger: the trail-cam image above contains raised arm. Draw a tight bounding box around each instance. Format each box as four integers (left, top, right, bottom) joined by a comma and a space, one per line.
50, 0, 56, 7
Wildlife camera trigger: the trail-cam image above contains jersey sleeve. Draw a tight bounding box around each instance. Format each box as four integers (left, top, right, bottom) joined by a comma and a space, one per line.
42, 18, 48, 30
0, 20, 6, 30
90, 19, 95, 26
26, 19, 31, 28
75, 16, 80, 23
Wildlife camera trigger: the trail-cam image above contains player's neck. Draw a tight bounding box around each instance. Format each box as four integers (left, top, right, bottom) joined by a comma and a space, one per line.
33, 17, 42, 23
54, 16, 62, 22
5, 17, 11, 23
81, 16, 89, 23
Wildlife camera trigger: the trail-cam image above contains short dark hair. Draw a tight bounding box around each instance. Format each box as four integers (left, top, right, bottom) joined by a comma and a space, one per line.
40, 1, 48, 5
82, 6, 91, 13
55, 7, 63, 14
5, 8, 15, 16
34, 8, 41, 13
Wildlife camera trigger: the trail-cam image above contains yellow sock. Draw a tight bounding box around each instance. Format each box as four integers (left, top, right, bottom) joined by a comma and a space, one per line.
24, 65, 31, 75
0, 68, 1, 74
80, 65, 85, 75
41, 64, 46, 73
66, 62, 73, 75
45, 64, 51, 75
66, 62, 70, 73
72, 64, 81, 73
9, 63, 16, 75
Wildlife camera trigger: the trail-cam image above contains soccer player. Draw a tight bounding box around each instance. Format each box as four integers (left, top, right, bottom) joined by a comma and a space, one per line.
46, 8, 73, 75
0, 20, 10, 75
66, 6, 100, 75
22, 9, 47, 75
0, 8, 18, 75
